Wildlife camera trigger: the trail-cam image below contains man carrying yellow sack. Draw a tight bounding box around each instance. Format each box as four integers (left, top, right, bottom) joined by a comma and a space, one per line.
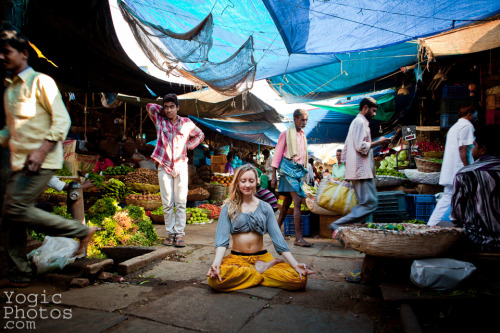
329, 97, 391, 236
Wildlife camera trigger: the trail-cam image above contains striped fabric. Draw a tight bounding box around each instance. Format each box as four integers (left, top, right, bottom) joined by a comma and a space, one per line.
451, 155, 500, 251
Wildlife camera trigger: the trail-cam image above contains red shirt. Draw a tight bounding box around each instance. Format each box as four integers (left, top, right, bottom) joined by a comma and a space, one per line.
93, 158, 114, 172
146, 103, 204, 175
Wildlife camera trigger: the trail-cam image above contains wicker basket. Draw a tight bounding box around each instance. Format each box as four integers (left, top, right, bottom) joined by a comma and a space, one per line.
414, 157, 442, 173
423, 151, 444, 159
125, 198, 162, 211
150, 213, 164, 224
127, 183, 160, 193
206, 184, 227, 202
187, 193, 210, 201
337, 223, 464, 259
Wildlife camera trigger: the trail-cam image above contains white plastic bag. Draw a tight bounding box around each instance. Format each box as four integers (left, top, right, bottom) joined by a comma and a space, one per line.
27, 236, 79, 275
410, 258, 476, 291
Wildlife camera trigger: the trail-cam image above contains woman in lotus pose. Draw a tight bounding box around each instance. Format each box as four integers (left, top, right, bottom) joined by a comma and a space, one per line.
207, 164, 314, 291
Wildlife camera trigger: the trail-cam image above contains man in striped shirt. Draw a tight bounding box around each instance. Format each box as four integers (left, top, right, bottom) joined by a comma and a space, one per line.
147, 94, 204, 247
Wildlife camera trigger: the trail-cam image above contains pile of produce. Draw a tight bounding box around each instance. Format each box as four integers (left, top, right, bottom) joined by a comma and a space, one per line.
365, 219, 426, 231
187, 187, 210, 197
210, 174, 233, 186
55, 164, 72, 176
150, 206, 164, 216
375, 169, 406, 178
208, 199, 224, 206
197, 204, 222, 219
366, 223, 405, 231
86, 172, 105, 188
86, 197, 120, 225
103, 165, 135, 175
302, 184, 318, 196
423, 157, 443, 163
416, 141, 444, 152
123, 168, 159, 185
88, 204, 158, 258
197, 165, 213, 183
277, 199, 309, 211
126, 193, 160, 201
102, 179, 128, 201
186, 207, 211, 224
379, 150, 409, 170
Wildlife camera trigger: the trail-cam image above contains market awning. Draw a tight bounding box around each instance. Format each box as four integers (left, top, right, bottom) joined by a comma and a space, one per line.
116, 88, 281, 123
421, 18, 500, 57
189, 117, 281, 146
309, 91, 396, 122
24, 0, 192, 97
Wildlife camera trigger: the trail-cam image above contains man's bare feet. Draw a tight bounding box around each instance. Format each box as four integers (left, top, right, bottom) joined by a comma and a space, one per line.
254, 259, 284, 273
74, 226, 98, 257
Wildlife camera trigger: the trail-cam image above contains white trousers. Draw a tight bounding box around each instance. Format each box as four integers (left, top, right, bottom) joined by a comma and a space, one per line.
427, 185, 453, 226
158, 165, 188, 236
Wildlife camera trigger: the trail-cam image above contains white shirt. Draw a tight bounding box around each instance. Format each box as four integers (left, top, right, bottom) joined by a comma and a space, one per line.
439, 118, 475, 186
307, 163, 315, 184
47, 176, 66, 192
343, 114, 374, 180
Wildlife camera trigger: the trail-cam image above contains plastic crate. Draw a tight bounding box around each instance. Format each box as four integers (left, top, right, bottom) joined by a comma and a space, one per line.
371, 210, 409, 223
284, 214, 310, 236
442, 85, 469, 99
405, 194, 436, 223
375, 191, 406, 213
440, 98, 474, 114
440, 113, 459, 128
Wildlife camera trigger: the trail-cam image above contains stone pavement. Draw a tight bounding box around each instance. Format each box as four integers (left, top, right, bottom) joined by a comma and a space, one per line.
0, 222, 396, 332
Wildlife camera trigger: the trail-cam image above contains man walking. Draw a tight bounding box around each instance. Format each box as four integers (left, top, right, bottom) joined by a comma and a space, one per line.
0, 31, 96, 288
329, 97, 391, 234
427, 106, 476, 226
271, 109, 310, 247
146, 94, 204, 247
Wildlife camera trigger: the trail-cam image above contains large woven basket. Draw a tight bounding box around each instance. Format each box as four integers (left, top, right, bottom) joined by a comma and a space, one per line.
404, 169, 440, 185
337, 223, 464, 259
423, 151, 444, 159
150, 213, 164, 224
125, 198, 162, 211
126, 183, 160, 193
187, 193, 210, 201
206, 184, 227, 201
414, 157, 442, 173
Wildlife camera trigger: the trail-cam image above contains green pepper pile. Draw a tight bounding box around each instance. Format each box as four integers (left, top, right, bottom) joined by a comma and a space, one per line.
103, 165, 135, 175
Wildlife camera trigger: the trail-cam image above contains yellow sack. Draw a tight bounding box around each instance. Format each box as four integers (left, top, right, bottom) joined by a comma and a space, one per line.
317, 181, 357, 216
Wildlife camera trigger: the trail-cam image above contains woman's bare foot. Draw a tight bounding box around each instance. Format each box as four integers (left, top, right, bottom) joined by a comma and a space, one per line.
74, 226, 98, 257
254, 259, 284, 273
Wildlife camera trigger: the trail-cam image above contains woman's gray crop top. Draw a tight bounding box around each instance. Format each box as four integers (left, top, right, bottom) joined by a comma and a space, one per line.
214, 200, 290, 254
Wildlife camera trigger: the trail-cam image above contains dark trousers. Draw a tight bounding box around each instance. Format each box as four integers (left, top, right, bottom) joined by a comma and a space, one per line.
1, 169, 88, 283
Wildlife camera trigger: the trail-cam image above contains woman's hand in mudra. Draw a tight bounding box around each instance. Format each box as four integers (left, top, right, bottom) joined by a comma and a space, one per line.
207, 263, 222, 281
292, 263, 315, 280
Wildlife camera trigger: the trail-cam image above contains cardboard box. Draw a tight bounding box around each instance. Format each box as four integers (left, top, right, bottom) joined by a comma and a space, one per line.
211, 163, 226, 173
210, 155, 227, 164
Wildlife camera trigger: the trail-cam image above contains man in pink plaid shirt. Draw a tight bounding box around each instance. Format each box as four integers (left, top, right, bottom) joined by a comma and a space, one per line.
147, 94, 204, 247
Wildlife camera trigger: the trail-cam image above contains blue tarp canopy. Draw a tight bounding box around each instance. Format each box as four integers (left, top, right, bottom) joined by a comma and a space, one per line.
189, 116, 281, 146
147, 116, 281, 147
118, 0, 500, 101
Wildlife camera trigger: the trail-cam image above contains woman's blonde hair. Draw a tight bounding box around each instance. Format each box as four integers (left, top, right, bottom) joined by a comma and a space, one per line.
224, 164, 259, 221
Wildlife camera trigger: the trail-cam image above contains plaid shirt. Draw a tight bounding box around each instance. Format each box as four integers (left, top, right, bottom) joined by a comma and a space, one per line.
146, 103, 204, 176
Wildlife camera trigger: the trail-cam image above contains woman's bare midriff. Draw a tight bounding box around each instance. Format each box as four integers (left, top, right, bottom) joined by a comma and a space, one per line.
231, 232, 265, 254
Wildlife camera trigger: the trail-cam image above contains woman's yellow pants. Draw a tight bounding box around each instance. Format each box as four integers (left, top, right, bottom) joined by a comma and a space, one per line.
207, 251, 307, 292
